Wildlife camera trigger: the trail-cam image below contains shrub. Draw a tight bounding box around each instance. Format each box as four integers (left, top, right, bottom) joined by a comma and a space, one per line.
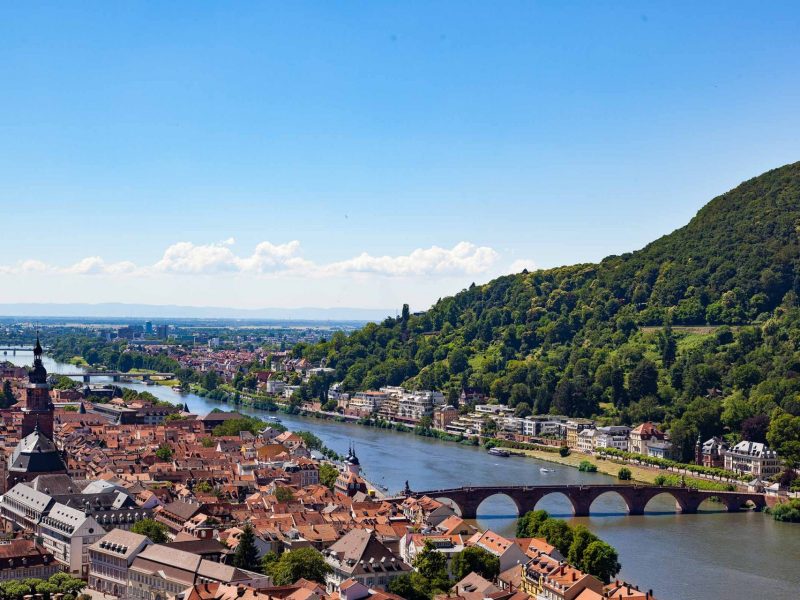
618, 467, 632, 480
578, 460, 598, 472
769, 499, 800, 523
559, 446, 570, 457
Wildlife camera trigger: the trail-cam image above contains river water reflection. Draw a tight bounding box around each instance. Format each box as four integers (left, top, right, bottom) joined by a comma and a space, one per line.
4, 351, 798, 600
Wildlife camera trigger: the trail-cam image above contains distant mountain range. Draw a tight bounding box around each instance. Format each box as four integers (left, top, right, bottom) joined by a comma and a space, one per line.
0, 302, 395, 322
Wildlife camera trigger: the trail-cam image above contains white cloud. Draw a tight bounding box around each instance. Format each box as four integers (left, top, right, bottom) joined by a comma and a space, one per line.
325, 242, 499, 277
65, 257, 139, 276
0, 239, 513, 280
0, 259, 51, 275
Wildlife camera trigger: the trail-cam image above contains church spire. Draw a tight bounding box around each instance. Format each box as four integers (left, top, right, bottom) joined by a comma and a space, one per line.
28, 334, 48, 385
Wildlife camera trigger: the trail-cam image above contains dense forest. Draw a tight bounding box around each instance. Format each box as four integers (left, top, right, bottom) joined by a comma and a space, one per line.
293, 162, 800, 463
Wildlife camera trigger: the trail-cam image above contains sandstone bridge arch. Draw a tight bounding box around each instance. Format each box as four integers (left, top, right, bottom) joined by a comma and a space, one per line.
407, 485, 765, 519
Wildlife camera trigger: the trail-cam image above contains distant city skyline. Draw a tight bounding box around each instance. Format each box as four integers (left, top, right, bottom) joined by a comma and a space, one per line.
0, 2, 798, 310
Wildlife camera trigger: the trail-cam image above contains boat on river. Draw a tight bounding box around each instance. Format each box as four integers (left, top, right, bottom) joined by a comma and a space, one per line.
488, 447, 511, 457
265, 415, 282, 423
540, 467, 554, 473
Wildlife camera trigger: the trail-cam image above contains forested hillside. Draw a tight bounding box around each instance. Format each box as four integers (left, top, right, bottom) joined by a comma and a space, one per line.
296, 163, 800, 462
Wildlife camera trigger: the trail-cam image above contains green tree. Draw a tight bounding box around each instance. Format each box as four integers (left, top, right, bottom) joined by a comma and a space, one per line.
451, 546, 500, 581
566, 525, 599, 568
295, 430, 324, 450
117, 353, 134, 373
581, 540, 621, 583
769, 498, 800, 522
155, 444, 174, 461
510, 383, 531, 407
617, 467, 632, 481
213, 416, 272, 437
48, 572, 87, 595
387, 573, 430, 600
628, 359, 659, 401
195, 480, 213, 493
266, 547, 332, 585
274, 486, 295, 503
767, 410, 800, 467
203, 370, 219, 391
412, 541, 450, 592
516, 509, 550, 537
1, 380, 16, 408
35, 582, 59, 598
1, 580, 34, 599
131, 518, 169, 543
448, 347, 469, 376
231, 523, 261, 573
319, 463, 339, 490
538, 518, 574, 555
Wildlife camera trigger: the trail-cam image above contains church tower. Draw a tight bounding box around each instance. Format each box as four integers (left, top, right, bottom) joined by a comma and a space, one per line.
21, 336, 54, 438
6, 336, 66, 489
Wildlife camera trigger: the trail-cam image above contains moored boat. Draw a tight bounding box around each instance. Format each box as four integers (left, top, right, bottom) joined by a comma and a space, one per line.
488, 447, 510, 457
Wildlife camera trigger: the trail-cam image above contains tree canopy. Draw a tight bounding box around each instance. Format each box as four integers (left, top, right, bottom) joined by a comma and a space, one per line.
289, 163, 800, 462
264, 547, 331, 585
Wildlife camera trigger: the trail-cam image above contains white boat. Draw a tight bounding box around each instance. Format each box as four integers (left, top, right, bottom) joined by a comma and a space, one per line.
265, 416, 282, 423
540, 467, 554, 473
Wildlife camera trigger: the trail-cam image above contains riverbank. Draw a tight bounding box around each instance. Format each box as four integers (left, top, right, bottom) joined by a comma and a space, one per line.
509, 447, 742, 491
204, 396, 743, 491
512, 448, 667, 485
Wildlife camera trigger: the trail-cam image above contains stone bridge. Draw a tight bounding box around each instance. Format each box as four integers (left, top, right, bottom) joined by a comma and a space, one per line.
406, 485, 766, 518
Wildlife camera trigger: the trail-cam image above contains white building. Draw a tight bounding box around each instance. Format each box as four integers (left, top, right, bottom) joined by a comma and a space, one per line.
594, 426, 631, 451
724, 441, 782, 478
350, 391, 390, 413
522, 416, 568, 438
88, 529, 152, 598
396, 390, 445, 422
577, 429, 597, 453
264, 380, 285, 395
39, 502, 104, 576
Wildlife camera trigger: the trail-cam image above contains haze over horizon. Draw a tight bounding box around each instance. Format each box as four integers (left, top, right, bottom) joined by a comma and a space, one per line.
0, 2, 798, 311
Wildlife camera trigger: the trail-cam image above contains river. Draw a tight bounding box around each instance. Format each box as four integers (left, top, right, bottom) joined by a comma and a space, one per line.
5, 351, 799, 599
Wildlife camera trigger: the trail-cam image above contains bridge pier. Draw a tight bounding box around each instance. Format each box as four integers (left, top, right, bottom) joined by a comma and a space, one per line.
570, 496, 592, 517
112, 375, 121, 382
83, 375, 91, 383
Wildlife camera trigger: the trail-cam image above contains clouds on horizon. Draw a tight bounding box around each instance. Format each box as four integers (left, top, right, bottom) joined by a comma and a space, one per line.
0, 239, 534, 280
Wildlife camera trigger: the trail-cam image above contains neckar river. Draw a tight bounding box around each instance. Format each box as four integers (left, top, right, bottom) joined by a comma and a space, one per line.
6, 351, 799, 599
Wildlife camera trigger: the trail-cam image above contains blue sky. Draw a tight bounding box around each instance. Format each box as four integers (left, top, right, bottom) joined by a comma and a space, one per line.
0, 2, 798, 312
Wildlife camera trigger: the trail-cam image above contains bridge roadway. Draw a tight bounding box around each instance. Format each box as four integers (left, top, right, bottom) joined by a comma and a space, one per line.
54, 371, 175, 382
402, 484, 766, 518
0, 346, 46, 354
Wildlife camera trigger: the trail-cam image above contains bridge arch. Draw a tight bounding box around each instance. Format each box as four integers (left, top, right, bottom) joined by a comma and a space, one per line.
433, 496, 465, 517
474, 492, 523, 518
642, 490, 698, 514
534, 490, 581, 517
716, 494, 764, 512
587, 490, 635, 515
